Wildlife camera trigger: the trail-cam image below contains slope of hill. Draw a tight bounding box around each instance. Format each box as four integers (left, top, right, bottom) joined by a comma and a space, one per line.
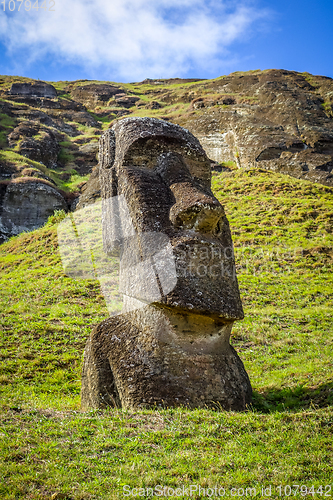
1, 69, 333, 243
0, 167, 332, 499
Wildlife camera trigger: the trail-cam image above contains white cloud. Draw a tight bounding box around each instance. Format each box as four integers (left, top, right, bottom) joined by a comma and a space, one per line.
0, 0, 269, 80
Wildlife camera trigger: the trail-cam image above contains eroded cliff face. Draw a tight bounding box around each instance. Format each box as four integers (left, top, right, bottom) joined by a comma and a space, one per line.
0, 70, 332, 242
174, 70, 333, 187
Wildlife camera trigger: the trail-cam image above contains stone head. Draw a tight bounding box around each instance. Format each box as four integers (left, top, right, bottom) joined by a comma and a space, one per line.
99, 117, 243, 322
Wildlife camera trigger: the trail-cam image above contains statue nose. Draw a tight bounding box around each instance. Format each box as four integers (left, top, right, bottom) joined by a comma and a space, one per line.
169, 183, 224, 233
156, 152, 224, 234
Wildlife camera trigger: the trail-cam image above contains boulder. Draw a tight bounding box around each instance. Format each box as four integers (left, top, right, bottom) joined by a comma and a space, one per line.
9, 81, 57, 99
258, 150, 333, 185
145, 100, 163, 110
80, 117, 252, 411
0, 163, 15, 181
74, 166, 101, 210
60, 141, 99, 176
0, 179, 67, 243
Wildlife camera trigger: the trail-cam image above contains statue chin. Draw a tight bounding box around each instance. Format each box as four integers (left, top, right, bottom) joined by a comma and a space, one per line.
81, 303, 252, 411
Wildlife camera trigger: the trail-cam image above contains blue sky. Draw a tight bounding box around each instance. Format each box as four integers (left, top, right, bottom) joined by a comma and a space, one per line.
0, 0, 332, 82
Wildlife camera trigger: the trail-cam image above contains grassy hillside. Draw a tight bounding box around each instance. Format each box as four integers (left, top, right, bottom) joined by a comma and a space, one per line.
1, 69, 333, 203
0, 74, 212, 194
0, 169, 332, 499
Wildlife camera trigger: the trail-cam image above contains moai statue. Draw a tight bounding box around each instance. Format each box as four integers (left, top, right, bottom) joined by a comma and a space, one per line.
80, 117, 252, 410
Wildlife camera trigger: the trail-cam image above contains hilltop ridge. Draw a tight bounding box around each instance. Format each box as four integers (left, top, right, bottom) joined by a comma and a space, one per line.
0, 69, 333, 243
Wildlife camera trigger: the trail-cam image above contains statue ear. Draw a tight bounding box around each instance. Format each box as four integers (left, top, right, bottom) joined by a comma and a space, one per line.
97, 128, 119, 254
99, 128, 116, 170
99, 128, 117, 199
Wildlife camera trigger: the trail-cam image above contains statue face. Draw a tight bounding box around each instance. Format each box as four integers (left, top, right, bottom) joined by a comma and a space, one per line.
100, 117, 243, 321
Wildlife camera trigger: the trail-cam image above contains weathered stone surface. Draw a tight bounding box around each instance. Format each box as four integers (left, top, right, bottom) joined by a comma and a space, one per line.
82, 308, 251, 410
258, 150, 333, 185
8, 123, 60, 168
71, 84, 122, 107
6, 95, 76, 110
5, 104, 84, 137
9, 81, 57, 98
74, 166, 101, 210
176, 70, 333, 186
81, 117, 251, 411
0, 179, 67, 243
0, 163, 15, 181
77, 141, 99, 162
114, 95, 140, 108
145, 100, 163, 110
59, 111, 98, 127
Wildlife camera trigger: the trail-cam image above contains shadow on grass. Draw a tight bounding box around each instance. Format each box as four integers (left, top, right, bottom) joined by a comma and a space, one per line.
251, 381, 333, 412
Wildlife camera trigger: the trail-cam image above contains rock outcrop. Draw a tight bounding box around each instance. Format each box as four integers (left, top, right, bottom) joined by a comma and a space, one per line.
0, 179, 67, 243
9, 81, 57, 98
176, 70, 333, 186
1, 70, 333, 244
70, 84, 123, 107
80, 117, 252, 411
113, 94, 140, 108
74, 166, 101, 210
8, 122, 60, 168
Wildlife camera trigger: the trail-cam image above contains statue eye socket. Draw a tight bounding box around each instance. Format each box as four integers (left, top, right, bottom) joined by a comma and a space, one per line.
214, 218, 224, 235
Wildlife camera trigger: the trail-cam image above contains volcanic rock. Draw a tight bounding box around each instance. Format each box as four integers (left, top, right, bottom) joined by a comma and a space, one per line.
71, 84, 122, 107
9, 81, 57, 99
0, 179, 67, 243
177, 70, 333, 186
80, 117, 252, 411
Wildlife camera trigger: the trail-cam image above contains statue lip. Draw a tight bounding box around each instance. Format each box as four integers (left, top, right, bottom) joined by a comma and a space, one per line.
156, 298, 244, 322
152, 302, 237, 325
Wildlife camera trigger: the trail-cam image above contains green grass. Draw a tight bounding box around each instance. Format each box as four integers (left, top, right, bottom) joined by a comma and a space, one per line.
0, 150, 88, 193
61, 172, 90, 192
220, 161, 237, 169
0, 130, 8, 147
88, 112, 113, 124
0, 112, 16, 146
211, 170, 333, 410
59, 141, 73, 148
1, 407, 332, 499
0, 150, 51, 173
57, 147, 75, 164
0, 168, 332, 498
72, 123, 99, 135
0, 112, 16, 129
321, 102, 332, 118
0, 97, 30, 106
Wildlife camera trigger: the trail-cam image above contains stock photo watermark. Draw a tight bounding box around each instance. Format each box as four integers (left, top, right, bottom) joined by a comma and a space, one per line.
1, 0, 55, 11
176, 245, 237, 280
57, 195, 306, 316
122, 484, 332, 497
234, 245, 303, 276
